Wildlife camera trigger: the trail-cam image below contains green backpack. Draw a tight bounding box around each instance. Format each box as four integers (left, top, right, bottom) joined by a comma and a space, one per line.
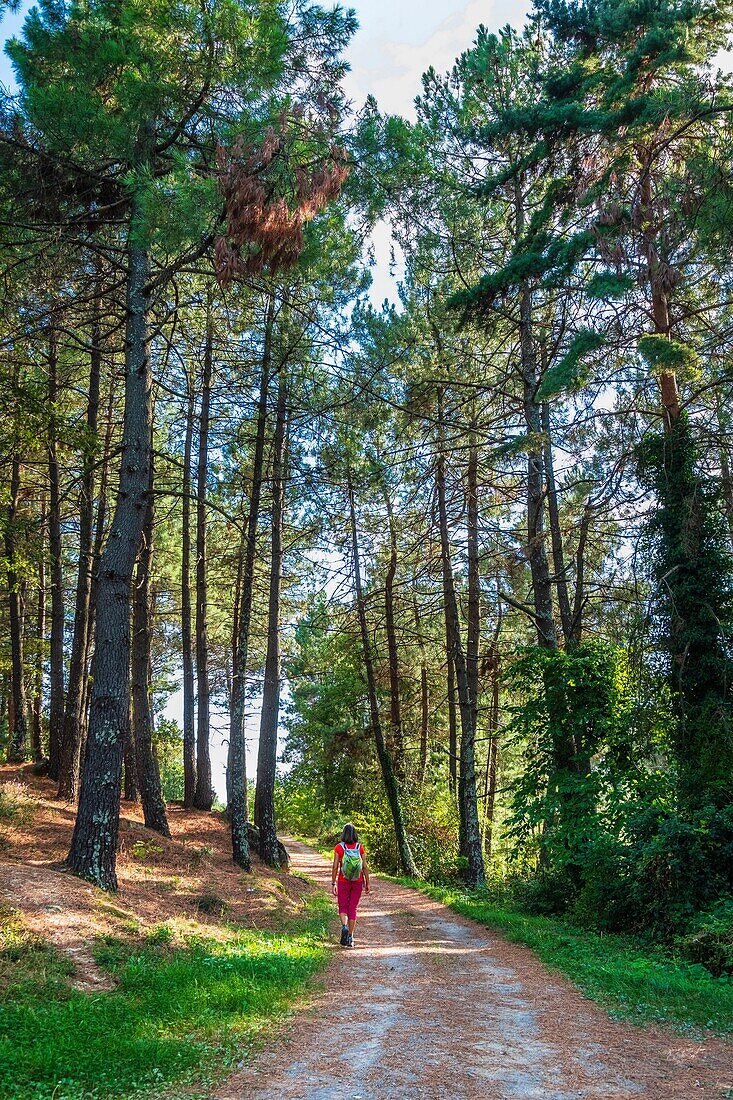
340, 842, 363, 881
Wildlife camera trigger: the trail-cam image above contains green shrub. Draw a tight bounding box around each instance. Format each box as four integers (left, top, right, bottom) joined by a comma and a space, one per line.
535, 800, 733, 940
618, 802, 733, 936
510, 869, 577, 916
274, 778, 325, 838
676, 898, 733, 977
155, 718, 185, 802
401, 784, 460, 883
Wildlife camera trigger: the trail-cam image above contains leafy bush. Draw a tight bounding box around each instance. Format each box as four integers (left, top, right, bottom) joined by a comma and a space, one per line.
510, 869, 578, 916
274, 778, 325, 838
503, 641, 632, 878
551, 800, 733, 939
617, 802, 733, 936
401, 784, 460, 883
349, 807, 399, 873
154, 718, 185, 802
676, 898, 733, 977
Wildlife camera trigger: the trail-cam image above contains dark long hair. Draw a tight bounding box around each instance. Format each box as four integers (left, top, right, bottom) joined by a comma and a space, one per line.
341, 822, 358, 845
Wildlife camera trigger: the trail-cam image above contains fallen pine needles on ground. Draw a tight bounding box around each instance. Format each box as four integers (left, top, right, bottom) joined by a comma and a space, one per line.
393, 878, 733, 1037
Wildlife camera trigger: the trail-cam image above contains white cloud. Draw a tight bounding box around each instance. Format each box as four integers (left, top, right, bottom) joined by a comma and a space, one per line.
344, 0, 530, 118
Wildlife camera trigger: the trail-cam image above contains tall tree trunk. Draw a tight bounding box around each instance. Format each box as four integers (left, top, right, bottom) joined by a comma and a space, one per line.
716, 395, 733, 550
515, 180, 556, 651
412, 591, 429, 786
66, 194, 152, 891
1, 676, 10, 761
32, 500, 46, 763
79, 379, 115, 781
193, 309, 214, 810
520, 292, 556, 651
541, 400, 574, 646
639, 149, 680, 431
348, 472, 419, 878
226, 530, 245, 808
123, 716, 139, 801
466, 421, 480, 748
47, 328, 66, 781
255, 368, 287, 867
6, 455, 29, 762
181, 369, 196, 807
446, 646, 457, 792
58, 307, 101, 800
482, 623, 501, 860
229, 291, 275, 870
435, 399, 458, 794
383, 487, 404, 778
463, 420, 484, 880
435, 434, 485, 888
133, 459, 170, 835
571, 506, 590, 649
515, 183, 593, 860
483, 672, 499, 861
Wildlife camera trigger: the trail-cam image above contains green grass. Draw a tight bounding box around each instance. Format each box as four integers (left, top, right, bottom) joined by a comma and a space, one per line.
394, 879, 733, 1037
0, 781, 37, 827
0, 893, 333, 1100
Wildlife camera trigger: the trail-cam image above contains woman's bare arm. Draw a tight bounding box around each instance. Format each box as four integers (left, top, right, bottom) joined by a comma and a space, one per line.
331, 852, 340, 894
363, 854, 370, 893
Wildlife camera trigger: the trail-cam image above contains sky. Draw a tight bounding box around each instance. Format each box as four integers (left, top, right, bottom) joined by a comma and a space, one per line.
344, 0, 531, 303
343, 0, 529, 117
0, 0, 531, 94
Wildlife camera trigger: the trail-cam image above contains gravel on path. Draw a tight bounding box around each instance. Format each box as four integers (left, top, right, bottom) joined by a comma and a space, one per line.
215, 839, 733, 1100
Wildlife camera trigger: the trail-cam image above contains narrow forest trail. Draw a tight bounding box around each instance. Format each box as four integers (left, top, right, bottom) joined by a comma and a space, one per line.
214, 841, 733, 1100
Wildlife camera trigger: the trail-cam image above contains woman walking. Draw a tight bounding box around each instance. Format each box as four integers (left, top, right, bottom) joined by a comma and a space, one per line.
331, 822, 370, 947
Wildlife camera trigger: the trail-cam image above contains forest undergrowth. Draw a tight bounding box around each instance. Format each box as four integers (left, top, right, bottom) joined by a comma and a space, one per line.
0, 900, 330, 1100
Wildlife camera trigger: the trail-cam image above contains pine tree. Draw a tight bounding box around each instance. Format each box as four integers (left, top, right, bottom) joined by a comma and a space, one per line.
527, 0, 733, 807
6, 0, 305, 888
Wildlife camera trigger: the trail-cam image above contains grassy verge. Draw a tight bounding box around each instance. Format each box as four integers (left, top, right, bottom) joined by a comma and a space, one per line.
393, 879, 733, 1037
0, 893, 333, 1100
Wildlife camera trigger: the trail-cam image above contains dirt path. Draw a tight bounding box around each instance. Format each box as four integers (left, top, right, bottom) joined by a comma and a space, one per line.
216, 839, 733, 1100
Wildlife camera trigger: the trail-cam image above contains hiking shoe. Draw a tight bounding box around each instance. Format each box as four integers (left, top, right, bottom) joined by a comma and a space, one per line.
346, 933, 354, 948
340, 925, 349, 946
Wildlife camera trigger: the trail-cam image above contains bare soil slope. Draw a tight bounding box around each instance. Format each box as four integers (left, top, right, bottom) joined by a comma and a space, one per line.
0, 764, 318, 990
